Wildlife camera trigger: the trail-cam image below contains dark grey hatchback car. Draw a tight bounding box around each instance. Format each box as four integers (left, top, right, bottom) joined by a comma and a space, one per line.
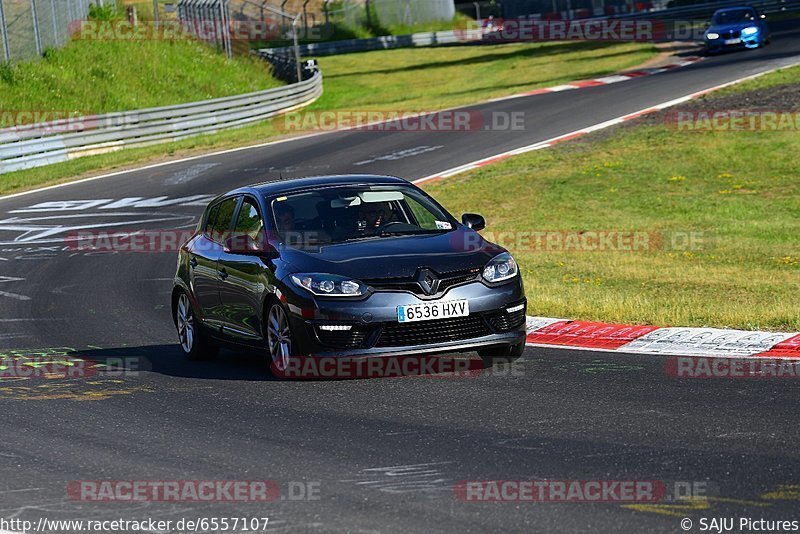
172, 175, 526, 375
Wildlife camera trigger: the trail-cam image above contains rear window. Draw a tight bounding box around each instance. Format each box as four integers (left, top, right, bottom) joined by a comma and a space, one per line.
203, 204, 221, 234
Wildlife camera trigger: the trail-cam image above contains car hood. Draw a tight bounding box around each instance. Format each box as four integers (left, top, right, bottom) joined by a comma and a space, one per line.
708, 22, 758, 33
278, 228, 505, 280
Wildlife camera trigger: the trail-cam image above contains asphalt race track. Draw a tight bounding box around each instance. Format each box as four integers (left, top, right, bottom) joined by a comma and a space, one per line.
2, 27, 800, 533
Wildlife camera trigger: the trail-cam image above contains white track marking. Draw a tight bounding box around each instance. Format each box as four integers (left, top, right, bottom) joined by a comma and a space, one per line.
10, 195, 216, 213
619, 327, 796, 356
525, 317, 800, 358
163, 163, 220, 186
0, 291, 30, 301
354, 145, 444, 166
525, 316, 564, 333
0, 276, 31, 301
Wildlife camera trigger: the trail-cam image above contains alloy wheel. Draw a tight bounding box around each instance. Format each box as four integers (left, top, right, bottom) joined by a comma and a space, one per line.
267, 304, 293, 372
177, 293, 194, 354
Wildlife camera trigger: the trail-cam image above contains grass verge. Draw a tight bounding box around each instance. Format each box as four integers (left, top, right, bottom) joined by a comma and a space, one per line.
312, 41, 656, 112
0, 40, 656, 195
0, 39, 282, 126
422, 64, 800, 331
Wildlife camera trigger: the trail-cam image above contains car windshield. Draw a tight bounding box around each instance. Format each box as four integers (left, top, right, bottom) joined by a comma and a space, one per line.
270, 185, 455, 247
712, 9, 755, 24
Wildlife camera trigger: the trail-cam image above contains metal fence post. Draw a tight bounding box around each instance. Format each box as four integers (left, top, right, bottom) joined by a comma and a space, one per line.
292, 12, 301, 82
0, 0, 9, 62
222, 0, 232, 58
31, 0, 43, 56
51, 0, 60, 46
66, 0, 74, 27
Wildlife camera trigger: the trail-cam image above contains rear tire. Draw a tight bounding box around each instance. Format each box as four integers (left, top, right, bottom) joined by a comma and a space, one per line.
176, 292, 218, 361
478, 341, 525, 368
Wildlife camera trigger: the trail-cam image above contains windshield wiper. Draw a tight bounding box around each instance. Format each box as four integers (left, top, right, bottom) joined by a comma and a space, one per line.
331, 235, 385, 244
330, 229, 449, 243
377, 229, 449, 237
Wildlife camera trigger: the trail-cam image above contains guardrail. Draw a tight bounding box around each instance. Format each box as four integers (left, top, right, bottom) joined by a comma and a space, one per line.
617, 0, 800, 19
259, 29, 467, 58
0, 68, 323, 175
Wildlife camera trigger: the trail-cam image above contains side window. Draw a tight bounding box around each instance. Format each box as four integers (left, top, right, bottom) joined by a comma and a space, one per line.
210, 196, 239, 243
234, 198, 265, 245
405, 195, 438, 230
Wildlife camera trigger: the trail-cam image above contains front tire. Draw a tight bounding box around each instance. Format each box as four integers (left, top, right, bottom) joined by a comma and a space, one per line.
478, 341, 525, 368
266, 301, 297, 377
176, 292, 218, 361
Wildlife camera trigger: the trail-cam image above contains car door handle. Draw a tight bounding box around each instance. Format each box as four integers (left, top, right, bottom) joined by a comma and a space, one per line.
189, 257, 198, 268
218, 269, 229, 281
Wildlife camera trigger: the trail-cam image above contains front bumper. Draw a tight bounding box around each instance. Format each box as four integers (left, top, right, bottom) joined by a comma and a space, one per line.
706, 32, 761, 52
285, 278, 527, 357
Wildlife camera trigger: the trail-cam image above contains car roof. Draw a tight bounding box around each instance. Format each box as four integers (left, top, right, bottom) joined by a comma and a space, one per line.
221, 175, 411, 200
714, 6, 755, 13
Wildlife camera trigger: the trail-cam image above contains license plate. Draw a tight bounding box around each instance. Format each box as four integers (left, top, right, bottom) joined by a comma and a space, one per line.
724, 38, 741, 44
397, 300, 469, 323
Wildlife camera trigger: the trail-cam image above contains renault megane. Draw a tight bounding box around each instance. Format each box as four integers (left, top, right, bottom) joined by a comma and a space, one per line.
172, 175, 527, 375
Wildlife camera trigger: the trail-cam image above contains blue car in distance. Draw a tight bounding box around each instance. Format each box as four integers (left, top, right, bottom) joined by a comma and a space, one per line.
705, 6, 769, 53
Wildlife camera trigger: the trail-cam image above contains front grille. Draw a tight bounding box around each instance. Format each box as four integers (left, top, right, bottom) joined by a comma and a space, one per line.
376, 315, 491, 347
365, 268, 480, 296
439, 271, 480, 291
486, 307, 526, 332
722, 30, 741, 39
314, 326, 371, 349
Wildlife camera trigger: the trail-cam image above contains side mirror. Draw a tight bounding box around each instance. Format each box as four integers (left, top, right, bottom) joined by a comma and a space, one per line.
225, 235, 276, 256
461, 213, 486, 231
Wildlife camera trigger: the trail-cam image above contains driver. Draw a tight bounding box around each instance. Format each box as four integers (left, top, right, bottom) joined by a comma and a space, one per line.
357, 202, 387, 233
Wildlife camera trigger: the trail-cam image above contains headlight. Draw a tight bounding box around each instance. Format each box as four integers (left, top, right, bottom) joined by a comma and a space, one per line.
741, 26, 758, 36
706, 32, 720, 39
291, 274, 369, 297
483, 252, 519, 283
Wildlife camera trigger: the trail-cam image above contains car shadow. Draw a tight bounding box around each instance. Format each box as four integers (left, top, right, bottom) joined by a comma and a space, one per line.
63, 344, 489, 382
65, 344, 279, 382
